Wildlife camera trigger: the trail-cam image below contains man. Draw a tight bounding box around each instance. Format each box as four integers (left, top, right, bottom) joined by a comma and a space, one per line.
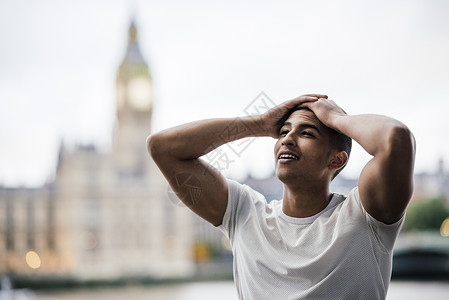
147, 94, 415, 299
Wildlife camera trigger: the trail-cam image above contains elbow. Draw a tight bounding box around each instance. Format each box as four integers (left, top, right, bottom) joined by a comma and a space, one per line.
388, 124, 416, 158
146, 133, 163, 160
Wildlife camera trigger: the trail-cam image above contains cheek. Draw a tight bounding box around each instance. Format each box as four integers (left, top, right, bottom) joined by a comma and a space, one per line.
312, 150, 331, 165
301, 141, 329, 160
273, 140, 281, 156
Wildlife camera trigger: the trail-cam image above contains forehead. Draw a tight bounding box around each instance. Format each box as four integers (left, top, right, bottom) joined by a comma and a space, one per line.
284, 109, 323, 128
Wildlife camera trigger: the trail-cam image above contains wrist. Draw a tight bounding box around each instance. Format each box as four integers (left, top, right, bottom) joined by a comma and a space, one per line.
329, 114, 349, 134
240, 115, 268, 137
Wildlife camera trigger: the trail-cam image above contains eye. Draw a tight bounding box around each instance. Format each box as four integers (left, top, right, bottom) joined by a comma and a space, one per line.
301, 131, 315, 137
279, 129, 289, 136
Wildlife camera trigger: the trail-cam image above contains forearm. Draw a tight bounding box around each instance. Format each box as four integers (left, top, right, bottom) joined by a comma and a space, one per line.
332, 114, 414, 156
147, 116, 264, 160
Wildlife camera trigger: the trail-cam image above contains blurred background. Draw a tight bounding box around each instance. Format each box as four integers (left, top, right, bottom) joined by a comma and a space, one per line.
1, 0, 448, 299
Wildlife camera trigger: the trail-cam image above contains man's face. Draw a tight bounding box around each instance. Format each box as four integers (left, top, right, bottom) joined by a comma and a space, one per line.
274, 109, 333, 184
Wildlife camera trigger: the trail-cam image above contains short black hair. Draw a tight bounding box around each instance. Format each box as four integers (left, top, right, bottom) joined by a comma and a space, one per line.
280, 107, 352, 180
328, 127, 352, 180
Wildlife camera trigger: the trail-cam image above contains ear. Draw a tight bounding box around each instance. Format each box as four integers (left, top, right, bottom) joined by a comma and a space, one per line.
328, 150, 348, 172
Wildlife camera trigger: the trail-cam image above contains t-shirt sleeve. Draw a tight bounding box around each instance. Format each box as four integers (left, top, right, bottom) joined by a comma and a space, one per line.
217, 178, 245, 242
351, 188, 405, 253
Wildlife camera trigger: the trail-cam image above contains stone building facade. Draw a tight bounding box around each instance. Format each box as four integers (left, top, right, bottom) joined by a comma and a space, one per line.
0, 21, 194, 280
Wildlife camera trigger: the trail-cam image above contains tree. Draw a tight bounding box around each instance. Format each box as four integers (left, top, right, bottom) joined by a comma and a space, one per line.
404, 197, 449, 231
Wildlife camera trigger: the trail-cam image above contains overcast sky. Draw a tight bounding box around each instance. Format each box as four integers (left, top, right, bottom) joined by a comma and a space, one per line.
1, 0, 449, 187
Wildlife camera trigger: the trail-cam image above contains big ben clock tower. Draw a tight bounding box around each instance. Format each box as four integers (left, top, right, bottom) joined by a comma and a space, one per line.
114, 20, 153, 177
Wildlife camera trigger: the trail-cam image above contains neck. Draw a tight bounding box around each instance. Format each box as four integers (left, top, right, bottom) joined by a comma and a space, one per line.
282, 180, 331, 218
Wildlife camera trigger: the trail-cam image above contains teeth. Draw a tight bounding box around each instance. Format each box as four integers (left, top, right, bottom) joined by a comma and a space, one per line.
279, 154, 298, 160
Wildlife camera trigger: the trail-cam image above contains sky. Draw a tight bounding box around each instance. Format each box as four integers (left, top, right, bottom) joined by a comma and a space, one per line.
1, 0, 449, 187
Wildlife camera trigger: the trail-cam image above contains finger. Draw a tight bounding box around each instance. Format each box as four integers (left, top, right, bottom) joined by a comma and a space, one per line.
289, 95, 318, 104
303, 96, 319, 101
278, 99, 316, 124
303, 94, 328, 99
297, 101, 313, 109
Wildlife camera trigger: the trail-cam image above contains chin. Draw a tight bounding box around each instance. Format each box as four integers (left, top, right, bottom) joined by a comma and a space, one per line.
276, 169, 297, 184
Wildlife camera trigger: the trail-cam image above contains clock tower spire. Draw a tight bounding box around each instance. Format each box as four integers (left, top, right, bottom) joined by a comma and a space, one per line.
116, 20, 153, 118
114, 20, 153, 177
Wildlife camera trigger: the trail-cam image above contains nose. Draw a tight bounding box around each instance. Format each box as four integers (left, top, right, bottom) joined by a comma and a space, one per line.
281, 131, 296, 146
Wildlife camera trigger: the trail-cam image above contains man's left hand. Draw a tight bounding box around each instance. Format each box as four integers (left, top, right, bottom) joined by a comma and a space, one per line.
301, 98, 347, 130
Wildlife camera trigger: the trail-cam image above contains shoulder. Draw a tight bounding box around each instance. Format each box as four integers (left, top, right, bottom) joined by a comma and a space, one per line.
349, 187, 405, 225
342, 187, 405, 251
340, 187, 380, 220
227, 178, 268, 204
218, 179, 270, 235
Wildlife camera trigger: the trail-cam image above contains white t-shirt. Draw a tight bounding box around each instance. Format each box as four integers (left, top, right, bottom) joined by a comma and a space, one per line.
218, 179, 404, 300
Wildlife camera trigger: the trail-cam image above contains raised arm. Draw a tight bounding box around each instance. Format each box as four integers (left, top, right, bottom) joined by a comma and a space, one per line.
305, 99, 416, 224
147, 94, 326, 226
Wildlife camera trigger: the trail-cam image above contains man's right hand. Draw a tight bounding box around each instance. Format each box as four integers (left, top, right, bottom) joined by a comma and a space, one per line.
258, 94, 328, 138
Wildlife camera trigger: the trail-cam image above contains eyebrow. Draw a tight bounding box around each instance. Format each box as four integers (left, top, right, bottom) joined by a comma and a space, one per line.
282, 121, 321, 134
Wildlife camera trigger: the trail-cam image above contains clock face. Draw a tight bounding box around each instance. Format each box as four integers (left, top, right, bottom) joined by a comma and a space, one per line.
127, 77, 152, 111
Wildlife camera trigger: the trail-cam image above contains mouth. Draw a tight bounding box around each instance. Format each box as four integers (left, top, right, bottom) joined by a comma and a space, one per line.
277, 151, 299, 163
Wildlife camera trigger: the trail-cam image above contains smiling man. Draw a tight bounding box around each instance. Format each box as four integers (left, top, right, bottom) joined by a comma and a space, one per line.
147, 94, 415, 299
